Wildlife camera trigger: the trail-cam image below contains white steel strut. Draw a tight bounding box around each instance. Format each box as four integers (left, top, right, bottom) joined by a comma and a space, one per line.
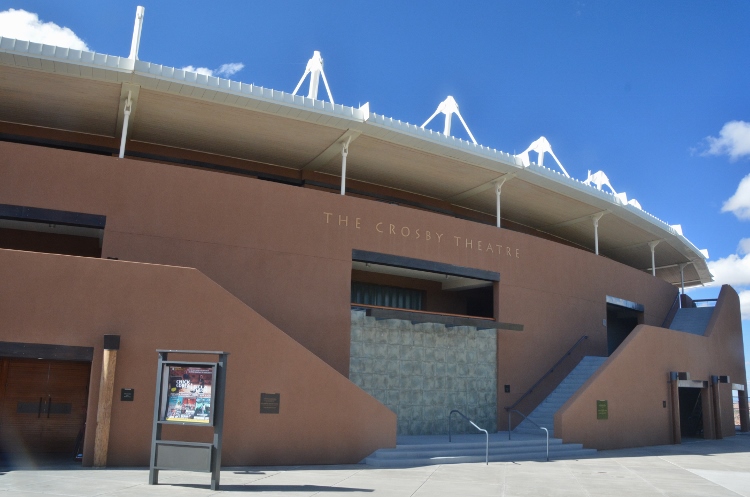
421, 96, 477, 144
516, 136, 569, 178
128, 6, 145, 60
292, 51, 334, 103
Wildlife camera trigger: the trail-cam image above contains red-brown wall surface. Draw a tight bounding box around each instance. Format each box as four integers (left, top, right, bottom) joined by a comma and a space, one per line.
555, 285, 747, 450
0, 248, 395, 466
0, 142, 685, 439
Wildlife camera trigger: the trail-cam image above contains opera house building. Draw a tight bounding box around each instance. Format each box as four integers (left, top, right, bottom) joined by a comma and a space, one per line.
0, 19, 747, 468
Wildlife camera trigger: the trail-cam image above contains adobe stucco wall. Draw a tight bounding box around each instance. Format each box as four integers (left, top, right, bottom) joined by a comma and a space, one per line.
0, 249, 395, 466
0, 142, 680, 434
555, 285, 747, 450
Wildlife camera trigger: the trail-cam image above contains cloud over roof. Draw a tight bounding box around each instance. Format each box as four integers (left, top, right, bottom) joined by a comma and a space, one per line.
0, 9, 88, 51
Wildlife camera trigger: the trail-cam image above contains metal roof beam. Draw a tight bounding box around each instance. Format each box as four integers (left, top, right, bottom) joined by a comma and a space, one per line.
302, 129, 362, 171
447, 173, 515, 203
608, 238, 665, 253
540, 210, 608, 231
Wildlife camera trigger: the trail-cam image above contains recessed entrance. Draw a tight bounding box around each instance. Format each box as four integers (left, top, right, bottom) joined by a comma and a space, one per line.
678, 387, 704, 438
0, 358, 92, 465
606, 296, 644, 355
0, 204, 105, 258
351, 250, 498, 319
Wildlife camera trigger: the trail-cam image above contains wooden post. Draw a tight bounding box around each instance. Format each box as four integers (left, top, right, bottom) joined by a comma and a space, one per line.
711, 377, 723, 440
739, 389, 750, 432
669, 372, 681, 444
93, 335, 120, 467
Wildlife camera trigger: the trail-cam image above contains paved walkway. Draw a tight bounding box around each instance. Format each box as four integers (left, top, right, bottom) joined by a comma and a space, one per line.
2, 433, 749, 496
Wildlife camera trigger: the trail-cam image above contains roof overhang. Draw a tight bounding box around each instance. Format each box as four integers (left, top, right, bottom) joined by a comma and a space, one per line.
0, 37, 711, 286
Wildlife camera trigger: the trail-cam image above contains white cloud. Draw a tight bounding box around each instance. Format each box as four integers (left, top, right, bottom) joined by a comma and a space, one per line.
722, 173, 750, 220
181, 65, 215, 76
739, 290, 750, 320
707, 252, 750, 288
216, 63, 244, 77
0, 9, 88, 50
704, 121, 750, 161
739, 238, 750, 255
181, 62, 244, 78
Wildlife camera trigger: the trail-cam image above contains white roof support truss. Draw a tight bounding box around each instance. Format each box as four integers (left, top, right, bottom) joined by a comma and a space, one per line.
292, 51, 335, 104
517, 137, 569, 178
421, 96, 477, 144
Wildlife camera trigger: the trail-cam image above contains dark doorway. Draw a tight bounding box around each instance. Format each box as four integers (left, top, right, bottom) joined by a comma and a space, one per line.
606, 303, 643, 355
0, 204, 105, 258
0, 358, 91, 466
0, 223, 102, 257
679, 387, 704, 438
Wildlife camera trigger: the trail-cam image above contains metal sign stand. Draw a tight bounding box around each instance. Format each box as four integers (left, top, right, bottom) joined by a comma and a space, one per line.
149, 350, 228, 491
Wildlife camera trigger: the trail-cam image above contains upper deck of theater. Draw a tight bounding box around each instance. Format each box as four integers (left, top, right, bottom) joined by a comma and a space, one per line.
0, 36, 711, 287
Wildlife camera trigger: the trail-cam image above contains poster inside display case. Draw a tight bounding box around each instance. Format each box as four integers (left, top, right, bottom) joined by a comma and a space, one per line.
160, 363, 216, 425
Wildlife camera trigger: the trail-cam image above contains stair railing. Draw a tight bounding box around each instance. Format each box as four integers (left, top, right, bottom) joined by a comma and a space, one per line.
505, 335, 588, 417
661, 293, 681, 328
448, 409, 488, 465
505, 409, 549, 460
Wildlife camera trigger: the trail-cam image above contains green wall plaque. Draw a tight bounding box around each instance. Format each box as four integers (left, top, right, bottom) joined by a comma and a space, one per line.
596, 400, 608, 420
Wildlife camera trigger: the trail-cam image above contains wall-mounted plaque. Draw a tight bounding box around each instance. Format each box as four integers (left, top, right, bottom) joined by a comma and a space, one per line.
596, 400, 608, 420
260, 393, 280, 414
121, 388, 135, 401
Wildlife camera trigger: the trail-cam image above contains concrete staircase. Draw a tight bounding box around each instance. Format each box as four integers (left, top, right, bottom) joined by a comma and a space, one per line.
669, 307, 714, 336
363, 433, 596, 467
514, 356, 608, 436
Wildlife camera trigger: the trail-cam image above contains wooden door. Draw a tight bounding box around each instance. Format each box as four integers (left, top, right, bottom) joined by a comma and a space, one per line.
0, 358, 91, 456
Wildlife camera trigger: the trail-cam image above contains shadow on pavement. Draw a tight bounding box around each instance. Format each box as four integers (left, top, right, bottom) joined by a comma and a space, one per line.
176, 483, 373, 492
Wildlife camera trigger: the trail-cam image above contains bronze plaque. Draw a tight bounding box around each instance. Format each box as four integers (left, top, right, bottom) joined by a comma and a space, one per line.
596, 400, 608, 420
260, 393, 280, 414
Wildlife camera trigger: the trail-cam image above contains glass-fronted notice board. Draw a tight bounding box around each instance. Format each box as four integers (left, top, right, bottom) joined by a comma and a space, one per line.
159, 362, 217, 425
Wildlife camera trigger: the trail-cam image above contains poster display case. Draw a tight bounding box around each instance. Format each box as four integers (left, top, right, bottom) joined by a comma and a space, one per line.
149, 350, 228, 491
159, 362, 217, 425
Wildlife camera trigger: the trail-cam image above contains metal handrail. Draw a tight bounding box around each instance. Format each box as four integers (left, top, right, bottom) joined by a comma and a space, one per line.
505, 335, 588, 413
506, 409, 549, 461
693, 298, 718, 308
448, 409, 488, 465
661, 293, 681, 327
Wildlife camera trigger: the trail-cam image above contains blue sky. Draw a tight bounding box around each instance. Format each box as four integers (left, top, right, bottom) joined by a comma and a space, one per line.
1, 1, 749, 381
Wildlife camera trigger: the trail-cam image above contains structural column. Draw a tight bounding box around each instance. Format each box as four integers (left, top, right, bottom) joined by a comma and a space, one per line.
495, 177, 509, 228
340, 137, 351, 196
669, 372, 681, 444
592, 212, 605, 255
93, 335, 120, 467
739, 389, 750, 432
648, 240, 661, 276
711, 376, 723, 440
118, 93, 132, 159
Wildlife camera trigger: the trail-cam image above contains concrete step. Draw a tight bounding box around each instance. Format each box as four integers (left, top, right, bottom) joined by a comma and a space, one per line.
513, 356, 607, 438
669, 307, 714, 336
518, 416, 555, 428
365, 448, 597, 467
515, 425, 553, 432
363, 434, 596, 467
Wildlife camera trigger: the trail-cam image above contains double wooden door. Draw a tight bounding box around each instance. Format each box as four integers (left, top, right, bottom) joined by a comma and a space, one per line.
0, 358, 91, 456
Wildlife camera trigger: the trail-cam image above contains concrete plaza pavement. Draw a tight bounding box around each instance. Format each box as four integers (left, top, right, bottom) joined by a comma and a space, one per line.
1, 433, 749, 496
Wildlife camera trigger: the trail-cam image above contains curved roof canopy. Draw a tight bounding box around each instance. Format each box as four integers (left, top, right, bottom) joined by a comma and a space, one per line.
0, 37, 712, 287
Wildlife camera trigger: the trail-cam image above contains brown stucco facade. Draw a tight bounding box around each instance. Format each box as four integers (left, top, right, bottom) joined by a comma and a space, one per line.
0, 139, 747, 465
555, 285, 746, 449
